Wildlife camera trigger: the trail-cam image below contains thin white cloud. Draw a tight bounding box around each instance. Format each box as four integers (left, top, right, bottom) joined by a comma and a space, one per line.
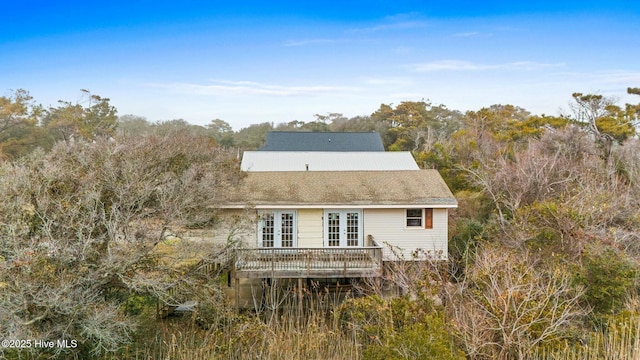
452, 31, 494, 38
144, 80, 361, 97
287, 14, 427, 46
590, 70, 640, 85
352, 21, 427, 33
393, 46, 414, 55
410, 60, 565, 72
361, 76, 412, 86
388, 92, 426, 100
552, 70, 640, 85
283, 38, 344, 47
412, 60, 487, 72
507, 61, 566, 70
384, 12, 423, 22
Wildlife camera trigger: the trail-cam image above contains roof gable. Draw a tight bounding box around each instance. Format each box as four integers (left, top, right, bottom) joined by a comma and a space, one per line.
259, 131, 385, 151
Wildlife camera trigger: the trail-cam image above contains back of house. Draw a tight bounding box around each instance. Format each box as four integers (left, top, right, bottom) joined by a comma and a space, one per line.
214, 131, 457, 308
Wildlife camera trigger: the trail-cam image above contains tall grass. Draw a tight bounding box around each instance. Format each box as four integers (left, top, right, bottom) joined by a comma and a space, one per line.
534, 315, 640, 360
109, 286, 360, 360
106, 286, 640, 360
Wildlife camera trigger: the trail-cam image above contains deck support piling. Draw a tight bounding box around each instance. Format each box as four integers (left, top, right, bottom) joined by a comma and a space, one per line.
231, 245, 383, 311
297, 278, 303, 322
235, 277, 240, 312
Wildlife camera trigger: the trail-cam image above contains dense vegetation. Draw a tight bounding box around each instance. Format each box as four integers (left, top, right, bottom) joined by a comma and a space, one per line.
1, 88, 640, 359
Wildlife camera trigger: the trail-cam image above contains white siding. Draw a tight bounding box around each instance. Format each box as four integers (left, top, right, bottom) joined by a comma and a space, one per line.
213, 208, 450, 258
363, 208, 448, 260
212, 209, 257, 247
222, 209, 325, 248
297, 209, 324, 247
241, 151, 420, 171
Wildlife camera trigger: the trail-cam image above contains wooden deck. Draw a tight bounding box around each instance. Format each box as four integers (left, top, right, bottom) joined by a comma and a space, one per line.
234, 246, 383, 279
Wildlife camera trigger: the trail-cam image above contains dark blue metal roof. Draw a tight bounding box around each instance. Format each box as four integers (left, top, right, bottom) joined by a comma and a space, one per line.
259, 131, 385, 151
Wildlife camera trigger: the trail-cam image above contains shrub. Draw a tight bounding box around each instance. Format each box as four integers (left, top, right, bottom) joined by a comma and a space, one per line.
362, 314, 465, 360
576, 247, 637, 318
336, 296, 463, 359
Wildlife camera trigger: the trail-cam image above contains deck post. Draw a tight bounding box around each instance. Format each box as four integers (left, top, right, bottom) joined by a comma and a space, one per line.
343, 248, 347, 277
235, 277, 240, 312
297, 278, 303, 320
271, 247, 275, 279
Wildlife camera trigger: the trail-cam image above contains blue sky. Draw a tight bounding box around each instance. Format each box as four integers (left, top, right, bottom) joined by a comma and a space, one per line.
2, 1, 639, 129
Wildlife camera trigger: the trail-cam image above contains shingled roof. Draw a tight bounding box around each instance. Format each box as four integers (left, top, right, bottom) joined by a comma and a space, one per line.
223, 170, 457, 208
259, 131, 385, 151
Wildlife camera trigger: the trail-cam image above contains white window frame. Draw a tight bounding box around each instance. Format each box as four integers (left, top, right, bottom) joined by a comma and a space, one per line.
405, 208, 434, 229
258, 210, 297, 248
323, 209, 363, 247
405, 208, 423, 228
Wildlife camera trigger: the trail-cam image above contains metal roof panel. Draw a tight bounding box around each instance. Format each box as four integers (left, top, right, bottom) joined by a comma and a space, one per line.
241, 151, 420, 171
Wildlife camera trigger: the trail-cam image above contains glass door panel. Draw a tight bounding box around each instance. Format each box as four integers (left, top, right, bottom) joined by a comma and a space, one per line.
346, 212, 359, 247
259, 211, 296, 248
280, 212, 295, 248
260, 213, 275, 247
324, 210, 362, 247
327, 212, 341, 247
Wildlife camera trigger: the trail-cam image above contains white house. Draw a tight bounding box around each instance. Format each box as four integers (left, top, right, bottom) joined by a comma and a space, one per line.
223, 170, 456, 263
216, 132, 457, 286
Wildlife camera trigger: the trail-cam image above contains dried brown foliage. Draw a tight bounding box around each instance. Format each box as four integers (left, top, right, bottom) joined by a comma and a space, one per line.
0, 133, 241, 357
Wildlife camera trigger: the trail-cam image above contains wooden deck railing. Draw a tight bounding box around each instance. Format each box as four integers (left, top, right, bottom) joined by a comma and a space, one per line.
234, 244, 383, 279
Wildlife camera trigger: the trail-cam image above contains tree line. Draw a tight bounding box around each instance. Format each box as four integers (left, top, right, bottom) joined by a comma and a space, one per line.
2, 88, 637, 160
1, 87, 640, 358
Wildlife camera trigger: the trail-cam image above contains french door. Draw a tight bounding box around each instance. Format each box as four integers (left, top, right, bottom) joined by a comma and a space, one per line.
324, 210, 362, 247
259, 211, 296, 248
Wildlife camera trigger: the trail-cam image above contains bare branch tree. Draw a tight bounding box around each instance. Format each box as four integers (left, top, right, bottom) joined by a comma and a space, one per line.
445, 247, 587, 360
0, 133, 242, 357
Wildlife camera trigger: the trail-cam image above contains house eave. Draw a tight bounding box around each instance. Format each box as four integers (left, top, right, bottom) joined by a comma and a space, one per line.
221, 203, 458, 209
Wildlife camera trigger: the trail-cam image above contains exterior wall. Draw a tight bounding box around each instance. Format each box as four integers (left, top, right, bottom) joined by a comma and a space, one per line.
212, 209, 257, 247
215, 207, 450, 259
217, 208, 325, 248
227, 207, 451, 308
363, 208, 448, 260
296, 209, 324, 247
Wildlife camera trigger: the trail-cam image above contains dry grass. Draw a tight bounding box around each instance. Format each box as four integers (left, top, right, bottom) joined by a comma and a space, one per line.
109, 287, 360, 360
534, 315, 640, 360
